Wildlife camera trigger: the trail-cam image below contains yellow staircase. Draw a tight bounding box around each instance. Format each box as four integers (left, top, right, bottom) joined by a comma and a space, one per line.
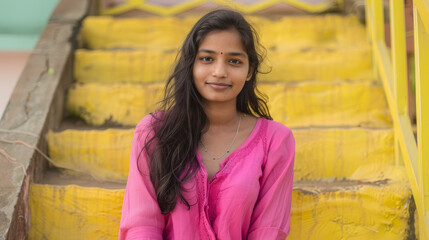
28, 14, 415, 239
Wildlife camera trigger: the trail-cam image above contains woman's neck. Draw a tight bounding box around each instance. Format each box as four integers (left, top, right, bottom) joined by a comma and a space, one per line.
203, 101, 240, 129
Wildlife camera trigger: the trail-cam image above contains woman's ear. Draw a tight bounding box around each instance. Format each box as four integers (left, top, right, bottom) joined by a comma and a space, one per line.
246, 68, 253, 81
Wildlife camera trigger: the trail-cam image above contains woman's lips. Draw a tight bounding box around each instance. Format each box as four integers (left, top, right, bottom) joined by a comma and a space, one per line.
206, 82, 231, 90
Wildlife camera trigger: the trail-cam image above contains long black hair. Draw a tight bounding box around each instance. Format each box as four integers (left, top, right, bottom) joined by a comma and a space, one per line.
142, 9, 272, 214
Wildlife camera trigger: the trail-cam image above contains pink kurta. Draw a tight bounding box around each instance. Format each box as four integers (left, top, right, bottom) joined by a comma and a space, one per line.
119, 114, 295, 240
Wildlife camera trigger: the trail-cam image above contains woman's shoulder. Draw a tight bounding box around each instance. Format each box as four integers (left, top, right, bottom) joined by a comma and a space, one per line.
257, 118, 295, 151
260, 118, 293, 139
135, 111, 164, 134
257, 118, 294, 166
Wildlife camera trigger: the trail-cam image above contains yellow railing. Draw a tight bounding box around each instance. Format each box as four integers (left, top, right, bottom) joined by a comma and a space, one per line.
365, 0, 429, 239
98, 0, 343, 15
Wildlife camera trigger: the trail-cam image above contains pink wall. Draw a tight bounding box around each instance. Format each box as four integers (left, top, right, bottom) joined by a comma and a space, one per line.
0, 51, 31, 118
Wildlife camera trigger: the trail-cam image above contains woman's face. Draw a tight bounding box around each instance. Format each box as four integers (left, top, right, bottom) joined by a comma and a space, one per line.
193, 28, 251, 105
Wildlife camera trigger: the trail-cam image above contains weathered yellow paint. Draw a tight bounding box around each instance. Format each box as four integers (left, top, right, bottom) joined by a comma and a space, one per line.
366, 0, 429, 237
414, 5, 429, 238
47, 129, 134, 182
293, 128, 394, 180
81, 15, 368, 51
290, 180, 413, 240
29, 184, 124, 240
350, 163, 410, 184
46, 127, 393, 181
259, 82, 392, 128
74, 50, 177, 83
79, 15, 372, 82
75, 46, 372, 83
262, 46, 373, 82
29, 175, 412, 240
66, 83, 164, 126
389, 0, 408, 116
66, 82, 391, 127
99, 0, 343, 16
255, 14, 369, 50
81, 16, 197, 50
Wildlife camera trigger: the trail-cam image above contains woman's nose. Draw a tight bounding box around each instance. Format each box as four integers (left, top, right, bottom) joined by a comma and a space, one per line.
212, 61, 227, 78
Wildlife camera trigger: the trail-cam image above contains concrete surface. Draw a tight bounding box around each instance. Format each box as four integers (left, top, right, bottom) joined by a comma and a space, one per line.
0, 0, 90, 238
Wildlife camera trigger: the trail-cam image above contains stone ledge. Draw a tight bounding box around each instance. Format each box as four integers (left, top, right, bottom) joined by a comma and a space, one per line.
0, 0, 90, 239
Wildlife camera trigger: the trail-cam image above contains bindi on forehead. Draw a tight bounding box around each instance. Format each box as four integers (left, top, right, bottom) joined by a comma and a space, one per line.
198, 49, 246, 57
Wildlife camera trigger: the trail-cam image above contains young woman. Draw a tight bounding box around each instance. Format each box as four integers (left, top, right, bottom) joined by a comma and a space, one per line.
119, 9, 295, 240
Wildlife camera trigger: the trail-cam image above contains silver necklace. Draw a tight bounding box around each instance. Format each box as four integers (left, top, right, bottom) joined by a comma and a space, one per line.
201, 115, 242, 160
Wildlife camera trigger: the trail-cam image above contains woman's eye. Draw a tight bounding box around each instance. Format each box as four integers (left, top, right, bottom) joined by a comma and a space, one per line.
229, 59, 242, 64
200, 56, 213, 62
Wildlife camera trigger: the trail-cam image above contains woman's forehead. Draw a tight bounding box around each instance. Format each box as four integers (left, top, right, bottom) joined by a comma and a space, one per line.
198, 29, 246, 54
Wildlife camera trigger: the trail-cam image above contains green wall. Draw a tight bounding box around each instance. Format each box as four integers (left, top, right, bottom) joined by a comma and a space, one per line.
0, 0, 60, 50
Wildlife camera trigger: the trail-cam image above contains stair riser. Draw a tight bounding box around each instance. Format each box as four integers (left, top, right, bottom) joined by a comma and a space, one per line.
81, 15, 368, 51
260, 82, 391, 128
74, 47, 372, 84
47, 129, 133, 181
29, 182, 412, 240
293, 128, 394, 180
29, 184, 123, 240
289, 184, 413, 239
47, 128, 393, 182
66, 82, 392, 127
66, 83, 164, 126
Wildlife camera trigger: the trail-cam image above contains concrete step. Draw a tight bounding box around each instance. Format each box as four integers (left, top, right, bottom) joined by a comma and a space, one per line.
81, 15, 368, 51
290, 177, 414, 239
77, 14, 371, 83
29, 168, 413, 240
293, 127, 394, 180
46, 127, 394, 182
65, 81, 392, 127
66, 82, 163, 126
47, 128, 133, 182
74, 46, 372, 83
29, 170, 124, 240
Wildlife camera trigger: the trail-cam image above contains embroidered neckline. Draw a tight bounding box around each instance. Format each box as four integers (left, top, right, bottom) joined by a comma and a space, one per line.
208, 118, 268, 184
195, 118, 269, 239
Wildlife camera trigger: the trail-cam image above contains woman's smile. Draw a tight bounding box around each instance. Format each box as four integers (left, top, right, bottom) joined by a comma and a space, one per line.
206, 82, 232, 90
193, 28, 251, 104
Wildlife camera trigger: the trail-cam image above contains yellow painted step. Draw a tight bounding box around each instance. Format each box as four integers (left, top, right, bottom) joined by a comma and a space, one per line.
66, 83, 164, 126
263, 45, 372, 82
78, 15, 371, 83
29, 167, 413, 240
293, 127, 394, 180
260, 82, 391, 128
66, 82, 392, 127
74, 46, 372, 83
47, 128, 133, 182
81, 16, 197, 51
47, 127, 393, 181
29, 171, 124, 240
290, 179, 413, 240
74, 49, 176, 84
81, 15, 368, 51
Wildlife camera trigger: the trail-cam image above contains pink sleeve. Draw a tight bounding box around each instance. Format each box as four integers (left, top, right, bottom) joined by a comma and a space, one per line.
119, 115, 165, 240
247, 126, 295, 240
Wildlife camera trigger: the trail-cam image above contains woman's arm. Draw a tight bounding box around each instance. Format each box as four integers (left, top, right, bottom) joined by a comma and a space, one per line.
247, 126, 295, 240
119, 115, 165, 240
